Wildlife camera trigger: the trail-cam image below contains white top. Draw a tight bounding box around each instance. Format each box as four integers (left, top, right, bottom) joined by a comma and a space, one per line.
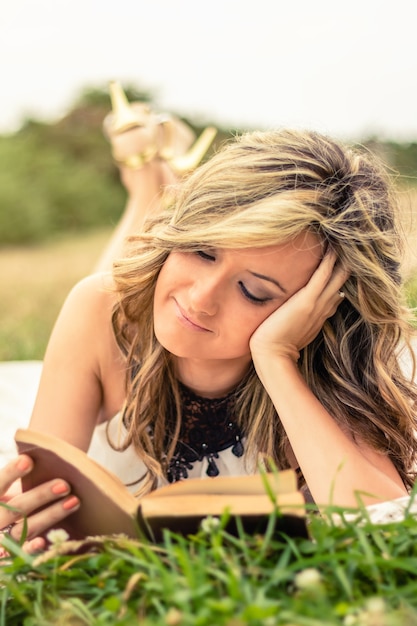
88, 413, 253, 493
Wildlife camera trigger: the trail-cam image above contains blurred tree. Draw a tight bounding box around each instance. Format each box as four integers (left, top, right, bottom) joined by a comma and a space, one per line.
0, 83, 235, 245
362, 137, 417, 184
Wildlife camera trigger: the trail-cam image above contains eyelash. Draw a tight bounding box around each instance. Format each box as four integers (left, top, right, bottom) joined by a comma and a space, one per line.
196, 250, 215, 261
195, 251, 271, 306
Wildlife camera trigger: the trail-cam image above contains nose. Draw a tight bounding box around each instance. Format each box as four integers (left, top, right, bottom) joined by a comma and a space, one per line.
188, 275, 222, 316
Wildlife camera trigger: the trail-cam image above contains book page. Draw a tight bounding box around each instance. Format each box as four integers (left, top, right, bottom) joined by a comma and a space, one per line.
147, 470, 297, 499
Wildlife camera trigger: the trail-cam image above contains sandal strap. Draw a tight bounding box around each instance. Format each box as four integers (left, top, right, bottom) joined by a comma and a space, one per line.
112, 146, 159, 170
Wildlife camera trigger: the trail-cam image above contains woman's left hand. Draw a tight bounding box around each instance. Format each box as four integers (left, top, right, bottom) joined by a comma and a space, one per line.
0, 455, 80, 557
250, 250, 349, 362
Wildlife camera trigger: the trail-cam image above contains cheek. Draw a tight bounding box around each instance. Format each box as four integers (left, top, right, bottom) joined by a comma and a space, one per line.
241, 302, 284, 347
235, 303, 281, 343
154, 254, 183, 299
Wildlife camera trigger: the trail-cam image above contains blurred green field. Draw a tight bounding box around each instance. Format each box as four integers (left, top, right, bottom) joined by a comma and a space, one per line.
0, 228, 112, 360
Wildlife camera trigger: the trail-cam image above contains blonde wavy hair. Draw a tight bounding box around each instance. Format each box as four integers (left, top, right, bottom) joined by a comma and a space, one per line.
111, 128, 417, 495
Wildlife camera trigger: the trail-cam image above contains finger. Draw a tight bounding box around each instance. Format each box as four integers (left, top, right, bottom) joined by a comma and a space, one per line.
23, 536, 46, 554
324, 263, 350, 296
309, 249, 349, 301
0, 534, 47, 559
9, 495, 80, 542
299, 249, 338, 299
325, 289, 347, 319
302, 265, 348, 326
3, 478, 72, 525
0, 455, 33, 496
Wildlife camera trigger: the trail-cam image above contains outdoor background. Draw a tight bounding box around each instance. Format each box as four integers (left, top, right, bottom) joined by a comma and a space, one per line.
1, 0, 417, 361
2, 6, 417, 622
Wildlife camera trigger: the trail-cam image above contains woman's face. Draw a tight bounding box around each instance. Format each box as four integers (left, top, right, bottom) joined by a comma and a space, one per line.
153, 232, 322, 366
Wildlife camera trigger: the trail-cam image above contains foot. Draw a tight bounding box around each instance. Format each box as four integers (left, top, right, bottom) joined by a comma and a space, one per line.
103, 82, 216, 174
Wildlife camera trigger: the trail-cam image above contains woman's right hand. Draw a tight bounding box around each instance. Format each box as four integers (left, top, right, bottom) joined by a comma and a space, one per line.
0, 455, 80, 555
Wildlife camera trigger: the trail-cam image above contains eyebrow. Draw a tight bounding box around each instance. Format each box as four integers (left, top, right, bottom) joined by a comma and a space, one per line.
249, 271, 288, 294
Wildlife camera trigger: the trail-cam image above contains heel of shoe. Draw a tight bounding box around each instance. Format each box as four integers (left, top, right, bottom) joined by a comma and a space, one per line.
103, 81, 152, 136
167, 126, 217, 174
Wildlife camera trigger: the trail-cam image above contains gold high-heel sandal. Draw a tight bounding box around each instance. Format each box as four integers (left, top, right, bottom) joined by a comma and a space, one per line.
103, 81, 217, 174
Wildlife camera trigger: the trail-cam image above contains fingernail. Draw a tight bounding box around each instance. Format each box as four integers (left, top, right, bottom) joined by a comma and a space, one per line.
51, 481, 70, 496
62, 496, 80, 511
16, 456, 33, 473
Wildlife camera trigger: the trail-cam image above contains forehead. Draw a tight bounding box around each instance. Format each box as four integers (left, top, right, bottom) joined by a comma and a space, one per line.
229, 231, 323, 264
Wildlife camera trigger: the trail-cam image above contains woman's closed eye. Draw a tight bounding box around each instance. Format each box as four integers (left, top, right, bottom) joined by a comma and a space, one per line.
238, 281, 272, 305
196, 250, 216, 261
195, 250, 274, 305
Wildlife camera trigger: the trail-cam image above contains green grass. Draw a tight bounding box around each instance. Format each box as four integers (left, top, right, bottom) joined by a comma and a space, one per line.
2, 501, 417, 625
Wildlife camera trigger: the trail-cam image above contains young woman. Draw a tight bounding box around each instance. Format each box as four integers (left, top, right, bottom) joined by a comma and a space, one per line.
1, 119, 416, 555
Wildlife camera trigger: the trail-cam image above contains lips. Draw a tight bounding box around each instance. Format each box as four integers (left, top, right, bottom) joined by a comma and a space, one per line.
174, 300, 212, 332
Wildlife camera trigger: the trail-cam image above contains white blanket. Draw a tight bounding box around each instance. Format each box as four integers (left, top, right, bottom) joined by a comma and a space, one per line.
0, 361, 42, 465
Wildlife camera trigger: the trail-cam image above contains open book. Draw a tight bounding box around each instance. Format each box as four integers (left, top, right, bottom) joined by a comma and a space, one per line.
15, 428, 307, 541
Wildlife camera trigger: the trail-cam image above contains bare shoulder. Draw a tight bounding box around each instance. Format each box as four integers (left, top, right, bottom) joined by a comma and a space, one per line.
65, 272, 118, 314
44, 271, 120, 365
31, 272, 125, 447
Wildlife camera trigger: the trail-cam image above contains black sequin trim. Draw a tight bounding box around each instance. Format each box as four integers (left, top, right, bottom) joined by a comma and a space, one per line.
166, 382, 244, 482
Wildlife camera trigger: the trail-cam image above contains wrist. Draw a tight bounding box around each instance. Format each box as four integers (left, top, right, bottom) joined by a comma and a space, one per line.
250, 338, 300, 365
252, 348, 301, 387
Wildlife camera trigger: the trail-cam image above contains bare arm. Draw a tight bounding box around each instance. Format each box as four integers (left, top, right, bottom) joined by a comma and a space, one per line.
250, 251, 407, 508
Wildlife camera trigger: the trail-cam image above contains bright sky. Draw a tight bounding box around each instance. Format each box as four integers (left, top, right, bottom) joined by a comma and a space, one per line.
2, 0, 417, 141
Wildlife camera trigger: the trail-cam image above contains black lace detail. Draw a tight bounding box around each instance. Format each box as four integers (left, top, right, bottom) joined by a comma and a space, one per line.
166, 382, 244, 483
